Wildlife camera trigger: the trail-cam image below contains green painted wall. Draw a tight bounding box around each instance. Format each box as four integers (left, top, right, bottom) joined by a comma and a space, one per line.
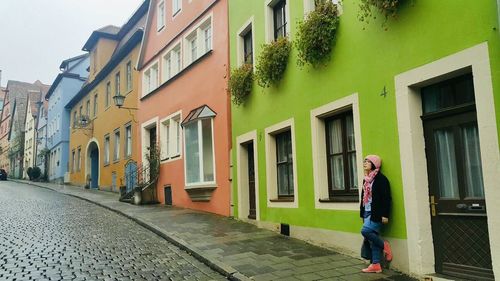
229, 0, 500, 240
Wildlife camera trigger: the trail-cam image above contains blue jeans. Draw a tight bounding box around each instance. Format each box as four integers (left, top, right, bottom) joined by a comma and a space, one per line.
361, 212, 384, 264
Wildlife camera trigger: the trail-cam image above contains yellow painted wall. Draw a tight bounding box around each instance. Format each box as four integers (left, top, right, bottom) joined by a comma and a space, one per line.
69, 43, 140, 191
89, 39, 118, 81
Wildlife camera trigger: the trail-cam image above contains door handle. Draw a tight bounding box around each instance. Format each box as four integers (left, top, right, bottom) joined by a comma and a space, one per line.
430, 196, 438, 216
456, 203, 468, 210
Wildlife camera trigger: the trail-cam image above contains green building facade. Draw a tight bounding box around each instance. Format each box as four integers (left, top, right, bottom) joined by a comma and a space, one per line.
229, 0, 500, 279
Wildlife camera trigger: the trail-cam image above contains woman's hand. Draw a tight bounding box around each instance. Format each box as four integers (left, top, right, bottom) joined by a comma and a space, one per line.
382, 217, 389, 224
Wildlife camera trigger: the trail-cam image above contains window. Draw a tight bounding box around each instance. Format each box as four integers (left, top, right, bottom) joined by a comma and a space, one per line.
79, 105, 83, 119
325, 111, 357, 198
273, 0, 287, 40
184, 17, 212, 66
86, 100, 90, 117
204, 25, 212, 52
276, 130, 293, 197
73, 111, 77, 127
184, 117, 215, 185
163, 53, 172, 81
143, 62, 159, 95
125, 124, 132, 158
157, 1, 165, 31
104, 135, 110, 164
93, 93, 98, 117
114, 130, 120, 161
243, 29, 253, 64
160, 114, 181, 161
71, 150, 75, 173
77, 147, 81, 171
174, 47, 181, 73
189, 36, 198, 63
115, 72, 121, 96
162, 44, 182, 82
265, 119, 297, 208
106, 81, 111, 108
126, 61, 132, 91
172, 0, 181, 15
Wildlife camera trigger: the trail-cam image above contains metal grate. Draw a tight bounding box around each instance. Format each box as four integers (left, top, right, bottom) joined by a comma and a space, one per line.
435, 215, 493, 279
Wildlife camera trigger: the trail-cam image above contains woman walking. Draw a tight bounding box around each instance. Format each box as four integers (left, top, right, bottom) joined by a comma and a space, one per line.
360, 155, 393, 273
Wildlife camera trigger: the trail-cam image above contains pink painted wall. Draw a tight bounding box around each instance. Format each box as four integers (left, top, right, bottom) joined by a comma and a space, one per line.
138, 0, 231, 216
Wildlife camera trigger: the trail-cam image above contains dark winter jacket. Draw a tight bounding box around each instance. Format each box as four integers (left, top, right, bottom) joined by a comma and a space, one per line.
360, 172, 392, 223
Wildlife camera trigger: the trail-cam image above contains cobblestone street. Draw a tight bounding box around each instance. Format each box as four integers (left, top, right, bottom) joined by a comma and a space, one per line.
0, 181, 226, 281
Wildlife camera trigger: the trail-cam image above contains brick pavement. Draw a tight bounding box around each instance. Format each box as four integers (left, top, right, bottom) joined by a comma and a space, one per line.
0, 181, 226, 281
12, 180, 418, 281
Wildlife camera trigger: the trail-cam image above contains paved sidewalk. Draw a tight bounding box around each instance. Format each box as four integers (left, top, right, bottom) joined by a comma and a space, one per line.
14, 180, 416, 281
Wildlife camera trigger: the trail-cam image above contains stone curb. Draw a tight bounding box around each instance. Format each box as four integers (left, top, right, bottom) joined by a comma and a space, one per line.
12, 180, 252, 281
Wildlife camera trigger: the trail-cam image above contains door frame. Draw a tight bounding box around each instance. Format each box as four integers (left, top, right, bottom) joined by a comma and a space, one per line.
395, 42, 500, 277
236, 130, 260, 221
85, 138, 100, 188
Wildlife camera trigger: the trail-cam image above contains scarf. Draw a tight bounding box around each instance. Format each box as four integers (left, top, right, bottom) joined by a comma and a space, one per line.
363, 168, 379, 206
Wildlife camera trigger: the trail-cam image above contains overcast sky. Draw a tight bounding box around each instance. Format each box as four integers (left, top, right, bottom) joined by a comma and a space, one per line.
0, 0, 144, 87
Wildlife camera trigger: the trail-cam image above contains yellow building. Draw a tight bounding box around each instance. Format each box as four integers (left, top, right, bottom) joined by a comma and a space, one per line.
67, 2, 147, 190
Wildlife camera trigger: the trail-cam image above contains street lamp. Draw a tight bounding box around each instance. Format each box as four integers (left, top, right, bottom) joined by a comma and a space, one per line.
113, 94, 138, 110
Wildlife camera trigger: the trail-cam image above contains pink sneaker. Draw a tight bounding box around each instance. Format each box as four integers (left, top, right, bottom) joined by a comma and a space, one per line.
362, 263, 382, 273
384, 240, 393, 262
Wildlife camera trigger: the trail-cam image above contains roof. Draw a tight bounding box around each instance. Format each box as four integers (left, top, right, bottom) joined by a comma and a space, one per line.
67, 1, 149, 109
46, 54, 89, 100
4, 80, 50, 136
181, 105, 217, 126
82, 1, 149, 52
59, 54, 89, 70
82, 25, 121, 52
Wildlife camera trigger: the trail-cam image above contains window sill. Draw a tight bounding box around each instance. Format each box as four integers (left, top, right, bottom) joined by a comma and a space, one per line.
184, 183, 217, 202
269, 197, 294, 203
103, 162, 110, 167
319, 196, 359, 203
160, 154, 181, 163
172, 9, 181, 18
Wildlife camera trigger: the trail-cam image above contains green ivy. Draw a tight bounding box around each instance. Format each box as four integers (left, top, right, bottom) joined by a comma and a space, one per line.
295, 0, 340, 67
255, 37, 292, 88
229, 64, 254, 106
358, 0, 400, 25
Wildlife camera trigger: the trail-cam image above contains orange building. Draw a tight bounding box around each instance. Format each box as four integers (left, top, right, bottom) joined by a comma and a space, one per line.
67, 2, 148, 190
137, 0, 231, 215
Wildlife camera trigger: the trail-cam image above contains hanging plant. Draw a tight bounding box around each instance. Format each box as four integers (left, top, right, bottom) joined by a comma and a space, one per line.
255, 37, 292, 88
295, 0, 340, 67
358, 0, 400, 25
229, 64, 254, 106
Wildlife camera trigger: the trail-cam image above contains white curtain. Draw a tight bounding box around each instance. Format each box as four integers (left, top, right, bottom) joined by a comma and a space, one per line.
462, 124, 485, 198
434, 129, 459, 199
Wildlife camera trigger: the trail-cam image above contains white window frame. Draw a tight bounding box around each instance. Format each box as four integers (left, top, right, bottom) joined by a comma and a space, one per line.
183, 118, 216, 187
160, 111, 182, 163
264, 118, 298, 208
172, 0, 182, 17
236, 17, 255, 67
113, 129, 120, 161
310, 93, 363, 211
142, 60, 159, 97
125, 124, 132, 158
183, 14, 212, 66
161, 41, 182, 83
157, 1, 166, 32
104, 135, 110, 165
126, 61, 133, 92
264, 0, 291, 43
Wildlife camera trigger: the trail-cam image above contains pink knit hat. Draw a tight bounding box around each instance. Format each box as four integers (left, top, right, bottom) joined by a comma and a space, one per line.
365, 155, 381, 169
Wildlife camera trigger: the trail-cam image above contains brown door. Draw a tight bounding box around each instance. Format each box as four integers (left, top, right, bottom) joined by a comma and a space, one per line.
421, 74, 494, 280
247, 142, 256, 220
423, 110, 493, 280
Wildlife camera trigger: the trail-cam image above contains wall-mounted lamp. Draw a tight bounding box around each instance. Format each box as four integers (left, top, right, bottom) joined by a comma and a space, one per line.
113, 94, 138, 110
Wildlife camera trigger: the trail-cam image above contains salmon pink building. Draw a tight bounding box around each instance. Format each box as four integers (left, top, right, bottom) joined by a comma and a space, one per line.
137, 0, 230, 215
